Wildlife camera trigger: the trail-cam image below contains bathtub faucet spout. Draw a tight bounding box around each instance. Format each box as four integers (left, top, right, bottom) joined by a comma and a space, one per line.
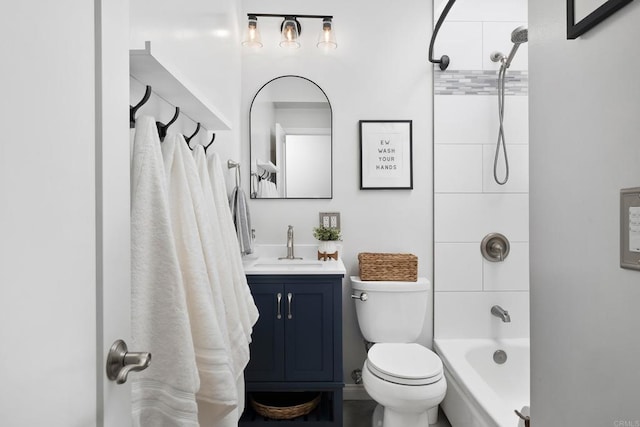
491, 305, 511, 322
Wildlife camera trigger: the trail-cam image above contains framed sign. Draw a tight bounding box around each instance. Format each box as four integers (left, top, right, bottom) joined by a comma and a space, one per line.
359, 120, 413, 190
620, 187, 640, 271
567, 0, 634, 39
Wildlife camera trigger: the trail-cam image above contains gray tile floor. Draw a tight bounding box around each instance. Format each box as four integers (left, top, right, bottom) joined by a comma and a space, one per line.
343, 400, 452, 427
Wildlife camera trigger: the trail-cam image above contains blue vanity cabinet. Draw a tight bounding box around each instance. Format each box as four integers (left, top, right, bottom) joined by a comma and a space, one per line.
242, 274, 344, 427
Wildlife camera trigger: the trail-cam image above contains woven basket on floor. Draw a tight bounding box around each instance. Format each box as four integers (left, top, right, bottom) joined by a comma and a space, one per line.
358, 252, 418, 281
250, 392, 321, 420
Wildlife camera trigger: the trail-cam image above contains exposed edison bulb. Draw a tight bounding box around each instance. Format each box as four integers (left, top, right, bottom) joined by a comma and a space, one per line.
280, 17, 300, 48
317, 18, 337, 50
242, 15, 262, 48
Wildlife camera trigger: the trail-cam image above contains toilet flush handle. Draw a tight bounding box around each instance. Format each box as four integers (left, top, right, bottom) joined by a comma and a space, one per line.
351, 292, 368, 301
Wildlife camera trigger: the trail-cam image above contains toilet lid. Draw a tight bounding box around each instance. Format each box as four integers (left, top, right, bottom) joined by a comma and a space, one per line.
367, 343, 443, 386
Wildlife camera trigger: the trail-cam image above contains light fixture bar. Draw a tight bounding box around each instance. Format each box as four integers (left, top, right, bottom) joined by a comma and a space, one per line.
244, 14, 337, 50
247, 13, 333, 19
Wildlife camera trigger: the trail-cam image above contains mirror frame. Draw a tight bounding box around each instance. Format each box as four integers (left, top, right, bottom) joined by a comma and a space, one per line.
249, 75, 333, 200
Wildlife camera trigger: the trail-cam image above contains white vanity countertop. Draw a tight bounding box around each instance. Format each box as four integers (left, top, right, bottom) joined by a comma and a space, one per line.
242, 244, 346, 275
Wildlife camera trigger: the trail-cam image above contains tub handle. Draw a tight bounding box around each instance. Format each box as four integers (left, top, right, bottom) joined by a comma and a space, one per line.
515, 409, 530, 427
351, 292, 368, 301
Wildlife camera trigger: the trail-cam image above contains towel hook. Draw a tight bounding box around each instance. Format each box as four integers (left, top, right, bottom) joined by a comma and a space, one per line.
130, 85, 152, 129
184, 122, 201, 150
203, 133, 216, 153
156, 107, 180, 141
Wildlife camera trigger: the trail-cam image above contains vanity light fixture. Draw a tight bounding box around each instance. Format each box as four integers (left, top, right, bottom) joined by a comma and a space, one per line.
243, 14, 337, 50
242, 15, 263, 47
317, 17, 337, 50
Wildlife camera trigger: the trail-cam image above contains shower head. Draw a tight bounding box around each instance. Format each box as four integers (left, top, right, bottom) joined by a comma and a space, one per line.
511, 26, 528, 44
504, 26, 528, 68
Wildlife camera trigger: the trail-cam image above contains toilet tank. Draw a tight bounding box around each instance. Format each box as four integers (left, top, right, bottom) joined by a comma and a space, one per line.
350, 276, 430, 343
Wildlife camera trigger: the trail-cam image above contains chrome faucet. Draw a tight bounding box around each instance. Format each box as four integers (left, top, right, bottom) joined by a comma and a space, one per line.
279, 225, 302, 260
491, 305, 511, 323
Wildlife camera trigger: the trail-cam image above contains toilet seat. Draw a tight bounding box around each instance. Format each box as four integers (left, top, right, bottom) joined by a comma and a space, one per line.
367, 343, 443, 386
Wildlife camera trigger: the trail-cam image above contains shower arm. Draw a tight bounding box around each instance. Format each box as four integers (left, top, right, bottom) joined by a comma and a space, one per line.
428, 0, 457, 71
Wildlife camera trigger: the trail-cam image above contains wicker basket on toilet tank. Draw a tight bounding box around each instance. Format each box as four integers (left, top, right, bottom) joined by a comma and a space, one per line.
358, 253, 418, 281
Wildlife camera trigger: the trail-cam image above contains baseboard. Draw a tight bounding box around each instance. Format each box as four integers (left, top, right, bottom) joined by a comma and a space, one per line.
343, 384, 371, 400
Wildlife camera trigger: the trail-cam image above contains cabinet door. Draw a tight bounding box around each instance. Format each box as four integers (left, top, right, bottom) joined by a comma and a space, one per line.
284, 282, 334, 381
245, 282, 285, 382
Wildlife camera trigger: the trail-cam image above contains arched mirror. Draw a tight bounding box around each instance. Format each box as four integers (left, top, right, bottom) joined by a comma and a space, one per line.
250, 75, 332, 199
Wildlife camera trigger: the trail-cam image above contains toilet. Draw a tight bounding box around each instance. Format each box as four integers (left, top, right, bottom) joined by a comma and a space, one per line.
351, 276, 446, 427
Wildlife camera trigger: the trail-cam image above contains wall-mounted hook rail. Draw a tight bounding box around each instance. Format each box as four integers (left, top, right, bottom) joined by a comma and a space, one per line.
184, 122, 201, 150
130, 85, 152, 129
203, 133, 216, 153
428, 0, 457, 71
156, 107, 180, 141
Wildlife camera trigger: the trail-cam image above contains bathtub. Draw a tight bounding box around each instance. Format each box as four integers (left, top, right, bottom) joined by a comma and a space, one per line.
434, 338, 530, 427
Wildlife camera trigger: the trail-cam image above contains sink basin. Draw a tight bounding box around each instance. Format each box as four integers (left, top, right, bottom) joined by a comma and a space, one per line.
254, 260, 325, 268
243, 256, 345, 275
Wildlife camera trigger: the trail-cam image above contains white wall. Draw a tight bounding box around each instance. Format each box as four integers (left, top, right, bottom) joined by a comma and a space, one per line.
433, 0, 530, 339
242, 0, 433, 385
529, 1, 640, 425
129, 0, 242, 185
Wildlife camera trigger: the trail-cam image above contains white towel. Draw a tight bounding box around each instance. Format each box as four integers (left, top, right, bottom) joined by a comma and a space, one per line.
257, 179, 278, 198
193, 146, 253, 379
207, 152, 260, 346
162, 134, 237, 418
203, 374, 246, 427
267, 180, 278, 197
130, 116, 200, 426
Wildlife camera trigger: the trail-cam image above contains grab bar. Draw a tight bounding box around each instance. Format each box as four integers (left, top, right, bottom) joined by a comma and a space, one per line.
428, 0, 457, 70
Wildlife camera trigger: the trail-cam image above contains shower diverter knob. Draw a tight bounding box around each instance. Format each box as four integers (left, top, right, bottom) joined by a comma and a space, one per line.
481, 233, 510, 262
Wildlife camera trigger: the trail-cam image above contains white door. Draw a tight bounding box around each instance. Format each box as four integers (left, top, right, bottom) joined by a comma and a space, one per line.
0, 1, 132, 425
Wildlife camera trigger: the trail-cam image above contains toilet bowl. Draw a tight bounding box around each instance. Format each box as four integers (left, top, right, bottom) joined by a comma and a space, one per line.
363, 343, 446, 426
351, 277, 447, 426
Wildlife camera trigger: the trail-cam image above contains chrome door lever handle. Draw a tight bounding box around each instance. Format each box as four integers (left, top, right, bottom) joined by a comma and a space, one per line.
106, 339, 151, 385
351, 292, 368, 301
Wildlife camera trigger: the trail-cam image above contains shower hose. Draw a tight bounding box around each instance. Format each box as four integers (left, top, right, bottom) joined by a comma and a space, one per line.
494, 63, 509, 185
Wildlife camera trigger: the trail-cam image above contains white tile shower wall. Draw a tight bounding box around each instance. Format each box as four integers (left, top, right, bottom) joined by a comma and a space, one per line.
482, 242, 529, 291
435, 0, 527, 23
435, 22, 484, 71
433, 0, 529, 339
434, 194, 529, 242
482, 144, 529, 193
434, 96, 529, 144
435, 291, 529, 339
434, 145, 483, 193
435, 243, 482, 292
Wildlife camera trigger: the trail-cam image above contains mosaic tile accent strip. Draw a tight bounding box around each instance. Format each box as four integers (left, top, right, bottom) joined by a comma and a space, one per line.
435, 70, 528, 96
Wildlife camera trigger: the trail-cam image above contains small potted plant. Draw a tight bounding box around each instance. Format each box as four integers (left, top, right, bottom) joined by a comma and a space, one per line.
313, 226, 341, 260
